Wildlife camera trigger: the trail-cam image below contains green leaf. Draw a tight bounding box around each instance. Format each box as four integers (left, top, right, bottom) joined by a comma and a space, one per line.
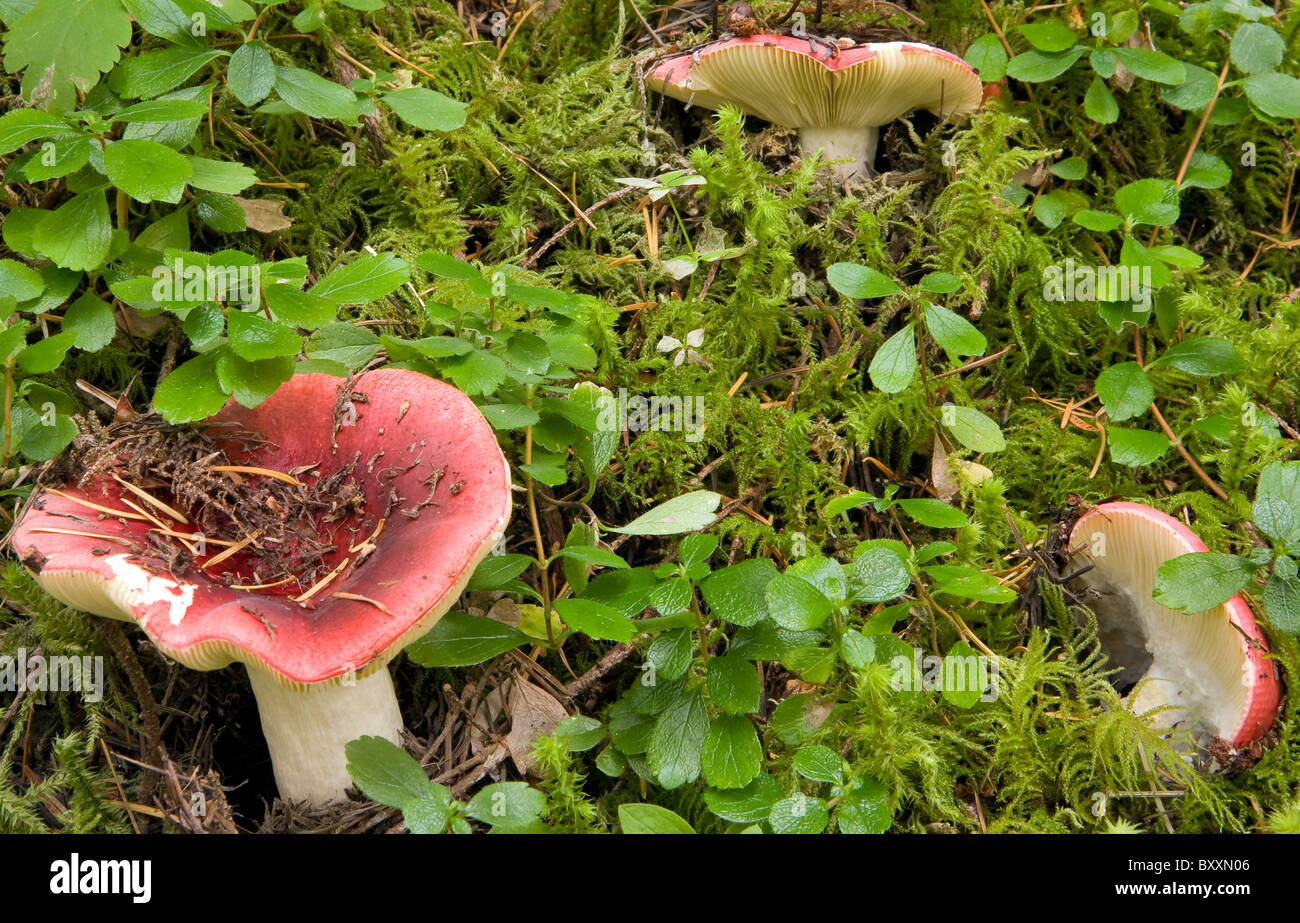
32, 191, 110, 271
440, 349, 508, 395
111, 99, 209, 124
1114, 178, 1179, 226
554, 715, 605, 751
837, 777, 891, 834
1111, 47, 1185, 84
840, 630, 875, 669
553, 598, 633, 642
0, 260, 45, 302
924, 303, 986, 358
59, 291, 114, 350
1262, 570, 1300, 635
405, 611, 529, 667
1072, 209, 1123, 232
1255, 462, 1300, 544
104, 139, 192, 203
344, 736, 429, 809
924, 564, 1017, 603
227, 310, 302, 361
1049, 156, 1088, 180
869, 323, 917, 394
1161, 62, 1219, 111
274, 65, 358, 122
1242, 73, 1300, 118
897, 498, 970, 528
1084, 75, 1119, 123
963, 33, 1007, 81
479, 403, 540, 430
826, 262, 902, 299
699, 558, 778, 627
1154, 337, 1242, 376
700, 715, 762, 790
186, 156, 257, 194
466, 782, 545, 831
228, 42, 276, 107
264, 286, 335, 330
0, 109, 73, 155
765, 573, 833, 631
153, 352, 228, 423
916, 271, 961, 294
1180, 151, 1231, 190
17, 331, 75, 373
849, 545, 911, 603
1154, 552, 1256, 612
618, 803, 695, 834
610, 490, 721, 536
311, 252, 409, 305
109, 46, 223, 101
401, 788, 451, 834
794, 744, 843, 785
215, 351, 293, 407
1096, 361, 1153, 422
1105, 426, 1168, 466
195, 194, 247, 233
943, 404, 1006, 453
648, 687, 708, 789
304, 322, 379, 369
4, 0, 132, 110
706, 654, 761, 715
769, 795, 829, 834
465, 554, 534, 591
1005, 47, 1085, 82
572, 382, 617, 502
1017, 21, 1078, 52
942, 640, 990, 708
647, 629, 693, 682
382, 87, 467, 131
550, 544, 629, 571
1230, 21, 1284, 74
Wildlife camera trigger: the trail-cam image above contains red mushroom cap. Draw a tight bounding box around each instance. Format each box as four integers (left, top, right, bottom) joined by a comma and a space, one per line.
13, 369, 512, 685
1068, 502, 1279, 749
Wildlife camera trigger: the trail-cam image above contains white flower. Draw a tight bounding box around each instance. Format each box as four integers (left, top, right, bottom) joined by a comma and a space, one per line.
657, 327, 707, 367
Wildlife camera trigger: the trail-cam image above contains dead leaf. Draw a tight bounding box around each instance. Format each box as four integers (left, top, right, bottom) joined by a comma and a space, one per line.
505, 677, 566, 776
234, 197, 293, 233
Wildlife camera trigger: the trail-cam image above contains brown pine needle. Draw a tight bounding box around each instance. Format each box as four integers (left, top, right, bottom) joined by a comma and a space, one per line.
332, 592, 393, 615
210, 465, 304, 487
348, 517, 385, 553
112, 474, 189, 524
200, 529, 263, 571
230, 576, 296, 591
29, 527, 133, 546
43, 488, 150, 522
118, 497, 170, 531
293, 557, 350, 603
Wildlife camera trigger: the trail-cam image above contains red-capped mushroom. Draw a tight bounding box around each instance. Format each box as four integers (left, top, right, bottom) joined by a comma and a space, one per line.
1067, 502, 1279, 752
647, 35, 983, 181
12, 369, 512, 805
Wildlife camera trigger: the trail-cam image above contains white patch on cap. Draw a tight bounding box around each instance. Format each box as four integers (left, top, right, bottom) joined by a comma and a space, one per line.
105, 554, 196, 625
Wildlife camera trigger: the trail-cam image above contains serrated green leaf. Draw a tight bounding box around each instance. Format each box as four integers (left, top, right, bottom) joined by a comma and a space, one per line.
869, 323, 917, 394
1154, 552, 1256, 612
405, 611, 529, 667
700, 715, 761, 789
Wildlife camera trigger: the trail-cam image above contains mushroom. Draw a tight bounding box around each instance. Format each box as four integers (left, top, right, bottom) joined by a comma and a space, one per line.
12, 369, 512, 805
647, 35, 983, 181
1066, 502, 1279, 751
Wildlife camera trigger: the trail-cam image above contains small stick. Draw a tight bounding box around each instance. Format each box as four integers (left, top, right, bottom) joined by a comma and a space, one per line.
210, 465, 304, 486
201, 530, 263, 571
28, 527, 133, 545
230, 576, 296, 591
332, 592, 393, 615
112, 475, 189, 524
43, 488, 150, 522
294, 557, 351, 603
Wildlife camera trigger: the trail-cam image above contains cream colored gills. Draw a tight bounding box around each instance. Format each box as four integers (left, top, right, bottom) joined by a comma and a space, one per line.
1074, 515, 1247, 745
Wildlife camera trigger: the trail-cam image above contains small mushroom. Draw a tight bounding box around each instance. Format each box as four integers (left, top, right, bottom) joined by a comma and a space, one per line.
13, 369, 512, 805
1067, 502, 1279, 751
648, 34, 983, 182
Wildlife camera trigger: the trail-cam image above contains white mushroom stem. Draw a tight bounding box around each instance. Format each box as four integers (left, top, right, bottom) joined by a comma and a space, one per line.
246, 665, 404, 806
799, 125, 880, 181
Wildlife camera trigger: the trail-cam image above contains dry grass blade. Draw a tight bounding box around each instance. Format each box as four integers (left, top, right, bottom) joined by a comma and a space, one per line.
43, 488, 150, 522
200, 529, 264, 571
29, 527, 133, 545
112, 474, 190, 524
293, 557, 351, 603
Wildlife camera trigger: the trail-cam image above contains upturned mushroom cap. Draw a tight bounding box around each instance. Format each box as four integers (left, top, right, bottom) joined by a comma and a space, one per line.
1067, 502, 1279, 750
648, 35, 982, 178
12, 369, 512, 804
14, 369, 511, 684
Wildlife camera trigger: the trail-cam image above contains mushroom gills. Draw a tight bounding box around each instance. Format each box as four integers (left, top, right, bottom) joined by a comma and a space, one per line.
1070, 564, 1247, 751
